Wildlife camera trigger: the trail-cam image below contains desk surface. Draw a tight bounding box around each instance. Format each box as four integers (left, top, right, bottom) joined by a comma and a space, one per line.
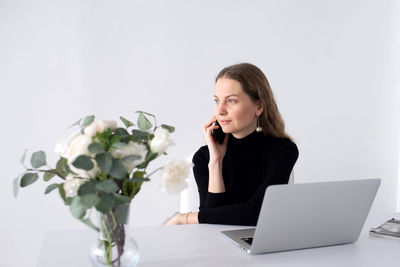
37, 213, 400, 267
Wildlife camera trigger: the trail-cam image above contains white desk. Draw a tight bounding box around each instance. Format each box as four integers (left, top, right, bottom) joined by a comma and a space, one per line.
37, 213, 400, 267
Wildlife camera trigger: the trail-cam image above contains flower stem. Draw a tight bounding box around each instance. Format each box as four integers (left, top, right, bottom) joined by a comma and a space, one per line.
110, 211, 117, 231
101, 216, 113, 265
146, 167, 163, 178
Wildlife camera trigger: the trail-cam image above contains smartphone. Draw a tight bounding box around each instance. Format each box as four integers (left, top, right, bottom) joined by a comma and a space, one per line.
212, 121, 225, 144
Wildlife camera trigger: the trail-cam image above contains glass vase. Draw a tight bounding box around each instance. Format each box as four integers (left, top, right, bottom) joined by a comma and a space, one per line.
89, 204, 140, 267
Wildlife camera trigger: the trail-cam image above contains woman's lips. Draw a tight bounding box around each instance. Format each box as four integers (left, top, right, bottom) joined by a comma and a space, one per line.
219, 120, 231, 125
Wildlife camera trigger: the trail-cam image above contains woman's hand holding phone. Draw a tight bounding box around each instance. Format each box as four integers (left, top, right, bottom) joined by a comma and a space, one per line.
203, 116, 228, 163
212, 121, 225, 144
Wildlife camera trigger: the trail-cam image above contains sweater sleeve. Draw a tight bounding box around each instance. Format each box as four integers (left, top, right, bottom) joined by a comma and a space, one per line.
192, 147, 234, 210
197, 140, 299, 226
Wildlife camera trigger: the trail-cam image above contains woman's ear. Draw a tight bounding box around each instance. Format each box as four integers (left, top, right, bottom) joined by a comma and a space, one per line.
256, 101, 264, 116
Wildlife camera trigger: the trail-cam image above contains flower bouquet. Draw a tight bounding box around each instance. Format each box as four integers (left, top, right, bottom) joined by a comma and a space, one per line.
13, 111, 192, 267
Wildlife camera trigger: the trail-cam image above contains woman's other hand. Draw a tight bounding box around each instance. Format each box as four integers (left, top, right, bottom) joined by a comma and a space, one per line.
164, 212, 199, 226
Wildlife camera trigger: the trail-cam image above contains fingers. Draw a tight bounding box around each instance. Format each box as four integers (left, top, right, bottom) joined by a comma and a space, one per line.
164, 214, 179, 226
203, 116, 217, 131
203, 116, 219, 137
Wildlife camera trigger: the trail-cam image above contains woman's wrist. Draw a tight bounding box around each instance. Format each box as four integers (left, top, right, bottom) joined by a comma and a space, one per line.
185, 212, 199, 224
208, 160, 225, 193
208, 158, 222, 168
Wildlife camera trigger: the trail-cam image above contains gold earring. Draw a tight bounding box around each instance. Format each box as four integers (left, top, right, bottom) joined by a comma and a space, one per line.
256, 116, 263, 132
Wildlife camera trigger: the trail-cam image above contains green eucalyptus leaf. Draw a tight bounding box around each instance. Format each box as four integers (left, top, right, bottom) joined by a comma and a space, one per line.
114, 204, 130, 224
20, 149, 27, 166
20, 173, 39, 187
95, 152, 113, 173
80, 194, 100, 209
137, 113, 152, 131
120, 116, 134, 128
95, 180, 119, 193
81, 115, 95, 129
45, 183, 60, 194
95, 193, 117, 213
13, 176, 20, 198
81, 218, 100, 232
135, 111, 155, 118
43, 171, 56, 182
68, 118, 82, 129
161, 124, 175, 133
72, 155, 94, 171
109, 159, 127, 179
122, 155, 141, 163
114, 128, 129, 137
59, 183, 72, 205
70, 197, 86, 219
59, 183, 66, 199
113, 193, 131, 204
56, 157, 70, 178
78, 180, 97, 196
110, 135, 122, 147
30, 151, 47, 168
131, 129, 150, 141
88, 143, 105, 155
111, 142, 128, 149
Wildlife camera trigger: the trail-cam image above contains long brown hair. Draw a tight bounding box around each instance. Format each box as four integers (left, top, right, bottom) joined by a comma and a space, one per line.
216, 63, 292, 140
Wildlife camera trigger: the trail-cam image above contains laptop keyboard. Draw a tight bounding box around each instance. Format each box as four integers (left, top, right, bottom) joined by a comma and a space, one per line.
241, 237, 253, 245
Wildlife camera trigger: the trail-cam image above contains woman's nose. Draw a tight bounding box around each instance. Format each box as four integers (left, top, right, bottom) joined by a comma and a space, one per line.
216, 103, 227, 115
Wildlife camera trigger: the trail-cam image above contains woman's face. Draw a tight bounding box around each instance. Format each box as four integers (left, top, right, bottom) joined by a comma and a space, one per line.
214, 77, 263, 139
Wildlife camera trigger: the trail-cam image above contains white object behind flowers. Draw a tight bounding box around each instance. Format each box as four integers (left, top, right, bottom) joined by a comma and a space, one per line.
180, 174, 200, 213
161, 159, 193, 195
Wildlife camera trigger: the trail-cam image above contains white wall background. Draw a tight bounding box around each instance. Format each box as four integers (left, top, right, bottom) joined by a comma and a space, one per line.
0, 0, 399, 266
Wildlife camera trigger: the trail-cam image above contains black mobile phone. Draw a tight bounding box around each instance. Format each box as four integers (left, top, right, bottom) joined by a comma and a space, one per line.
212, 121, 225, 144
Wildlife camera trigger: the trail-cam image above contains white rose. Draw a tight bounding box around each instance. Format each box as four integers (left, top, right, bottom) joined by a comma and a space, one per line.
110, 141, 147, 173
54, 140, 68, 157
84, 120, 117, 137
64, 134, 99, 178
54, 132, 81, 158
150, 128, 175, 155
160, 159, 193, 195
63, 174, 87, 198
65, 134, 91, 160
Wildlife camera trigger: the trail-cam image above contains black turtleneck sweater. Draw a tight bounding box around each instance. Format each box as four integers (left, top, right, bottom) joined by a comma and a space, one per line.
193, 131, 299, 226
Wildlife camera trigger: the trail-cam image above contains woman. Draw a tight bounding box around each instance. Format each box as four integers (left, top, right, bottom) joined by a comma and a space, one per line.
166, 63, 298, 226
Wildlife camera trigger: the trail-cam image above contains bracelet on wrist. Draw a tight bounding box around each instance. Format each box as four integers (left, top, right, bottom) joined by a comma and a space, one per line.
185, 212, 192, 224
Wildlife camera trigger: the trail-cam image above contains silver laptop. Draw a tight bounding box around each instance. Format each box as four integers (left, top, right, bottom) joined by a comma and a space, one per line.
221, 178, 381, 254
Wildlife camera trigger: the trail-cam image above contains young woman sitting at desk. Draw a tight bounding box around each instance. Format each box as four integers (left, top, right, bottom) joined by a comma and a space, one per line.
166, 63, 298, 226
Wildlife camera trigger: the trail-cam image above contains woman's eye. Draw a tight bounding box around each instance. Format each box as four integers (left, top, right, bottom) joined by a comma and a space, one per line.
228, 99, 237, 103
